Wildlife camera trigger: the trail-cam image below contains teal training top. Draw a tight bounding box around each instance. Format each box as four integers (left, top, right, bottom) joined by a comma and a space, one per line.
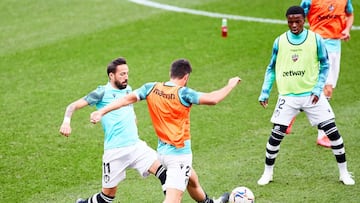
259, 29, 329, 102
85, 82, 139, 150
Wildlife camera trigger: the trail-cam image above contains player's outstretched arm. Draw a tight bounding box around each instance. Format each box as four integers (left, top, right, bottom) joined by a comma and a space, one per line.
90, 92, 138, 124
59, 98, 89, 137
199, 76, 241, 105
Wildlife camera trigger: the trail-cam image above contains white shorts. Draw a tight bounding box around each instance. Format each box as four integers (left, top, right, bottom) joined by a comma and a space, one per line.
326, 52, 341, 88
102, 140, 157, 188
158, 153, 192, 192
270, 94, 335, 127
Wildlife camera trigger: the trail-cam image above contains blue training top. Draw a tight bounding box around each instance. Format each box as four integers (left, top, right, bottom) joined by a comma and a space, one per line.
85, 82, 139, 150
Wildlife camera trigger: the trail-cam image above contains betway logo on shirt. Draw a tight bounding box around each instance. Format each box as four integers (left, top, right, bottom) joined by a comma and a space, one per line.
283, 70, 305, 77
318, 14, 339, 21
153, 88, 176, 99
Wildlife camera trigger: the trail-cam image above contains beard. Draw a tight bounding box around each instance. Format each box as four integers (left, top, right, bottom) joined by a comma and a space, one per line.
115, 80, 127, 89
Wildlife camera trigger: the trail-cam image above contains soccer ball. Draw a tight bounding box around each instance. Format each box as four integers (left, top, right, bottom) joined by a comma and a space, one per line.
229, 186, 255, 203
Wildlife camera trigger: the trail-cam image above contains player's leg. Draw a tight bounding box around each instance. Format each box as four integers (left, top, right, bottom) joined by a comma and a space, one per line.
258, 95, 298, 185
317, 52, 340, 147
164, 188, 184, 203
186, 168, 229, 203
76, 148, 128, 203
146, 159, 167, 194
318, 119, 355, 185
186, 168, 204, 200
285, 116, 296, 134
131, 140, 167, 194
76, 189, 116, 203
307, 97, 354, 185
257, 123, 287, 185
316, 127, 331, 148
153, 162, 167, 194
161, 154, 191, 203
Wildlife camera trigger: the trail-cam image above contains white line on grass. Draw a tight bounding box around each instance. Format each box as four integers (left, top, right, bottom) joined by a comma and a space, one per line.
129, 0, 360, 30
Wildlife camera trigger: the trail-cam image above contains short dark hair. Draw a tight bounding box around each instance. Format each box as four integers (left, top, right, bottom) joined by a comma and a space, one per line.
286, 6, 305, 18
107, 57, 127, 75
170, 59, 192, 79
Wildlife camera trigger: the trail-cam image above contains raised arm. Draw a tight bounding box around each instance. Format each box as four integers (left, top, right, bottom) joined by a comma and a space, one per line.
198, 76, 241, 105
90, 92, 138, 123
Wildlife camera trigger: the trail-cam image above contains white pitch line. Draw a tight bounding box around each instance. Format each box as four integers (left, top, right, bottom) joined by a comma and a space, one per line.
129, 0, 360, 30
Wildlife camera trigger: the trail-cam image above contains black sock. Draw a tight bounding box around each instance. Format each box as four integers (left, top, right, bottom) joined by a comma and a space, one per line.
83, 192, 115, 203
197, 193, 213, 203
155, 164, 167, 194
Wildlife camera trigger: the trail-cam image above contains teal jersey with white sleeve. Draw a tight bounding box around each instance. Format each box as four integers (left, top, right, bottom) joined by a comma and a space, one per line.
134, 81, 202, 155
85, 82, 139, 150
259, 29, 329, 101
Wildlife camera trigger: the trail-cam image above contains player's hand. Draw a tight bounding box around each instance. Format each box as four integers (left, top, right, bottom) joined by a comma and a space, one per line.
59, 122, 71, 137
90, 111, 102, 124
228, 76, 241, 88
311, 94, 319, 104
259, 100, 268, 108
340, 29, 351, 41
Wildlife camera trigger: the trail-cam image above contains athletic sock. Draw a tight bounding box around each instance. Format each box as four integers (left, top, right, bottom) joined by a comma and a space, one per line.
338, 162, 349, 175
197, 193, 213, 203
264, 165, 274, 174
83, 192, 114, 203
155, 164, 167, 194
264, 124, 286, 166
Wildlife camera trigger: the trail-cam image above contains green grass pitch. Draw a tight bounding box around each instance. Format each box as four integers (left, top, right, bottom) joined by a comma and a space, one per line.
1, 0, 359, 202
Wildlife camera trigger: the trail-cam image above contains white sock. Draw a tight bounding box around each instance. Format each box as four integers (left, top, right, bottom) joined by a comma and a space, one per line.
264, 165, 274, 174
338, 162, 348, 175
